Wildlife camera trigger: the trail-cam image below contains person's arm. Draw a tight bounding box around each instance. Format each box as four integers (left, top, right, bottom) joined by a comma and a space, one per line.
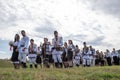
34, 44, 38, 53
24, 37, 29, 49
18, 41, 21, 50
59, 37, 63, 47
52, 39, 54, 47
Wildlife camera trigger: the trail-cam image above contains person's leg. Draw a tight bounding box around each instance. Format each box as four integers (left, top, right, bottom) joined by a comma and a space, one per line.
29, 58, 33, 68
76, 60, 80, 67
107, 57, 112, 66
117, 57, 119, 65
87, 59, 90, 67
82, 58, 86, 67
18, 52, 25, 68
115, 56, 118, 65
57, 54, 63, 68
14, 61, 20, 69
33, 58, 37, 68
13, 63, 17, 69
113, 56, 116, 65
53, 54, 58, 68
22, 53, 27, 68
93, 58, 96, 66
18, 52, 22, 64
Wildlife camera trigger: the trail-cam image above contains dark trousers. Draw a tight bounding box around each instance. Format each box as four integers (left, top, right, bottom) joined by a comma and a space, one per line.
113, 56, 119, 65
106, 57, 112, 66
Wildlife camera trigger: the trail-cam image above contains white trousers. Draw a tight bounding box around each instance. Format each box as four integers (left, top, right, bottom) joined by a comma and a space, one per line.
52, 50, 62, 63
91, 58, 96, 66
29, 57, 37, 65
74, 59, 80, 65
18, 48, 28, 63
83, 59, 91, 66
74, 56, 80, 65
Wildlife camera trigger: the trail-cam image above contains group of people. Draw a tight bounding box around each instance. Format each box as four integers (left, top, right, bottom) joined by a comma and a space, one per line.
9, 30, 120, 69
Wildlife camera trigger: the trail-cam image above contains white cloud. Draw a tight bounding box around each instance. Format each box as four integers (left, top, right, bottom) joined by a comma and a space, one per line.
0, 0, 120, 53
81, 0, 120, 19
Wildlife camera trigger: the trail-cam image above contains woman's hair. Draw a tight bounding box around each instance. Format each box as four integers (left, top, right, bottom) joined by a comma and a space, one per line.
68, 40, 73, 44
14, 34, 20, 42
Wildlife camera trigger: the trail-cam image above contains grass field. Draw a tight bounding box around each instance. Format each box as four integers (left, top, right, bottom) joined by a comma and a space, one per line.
0, 60, 120, 80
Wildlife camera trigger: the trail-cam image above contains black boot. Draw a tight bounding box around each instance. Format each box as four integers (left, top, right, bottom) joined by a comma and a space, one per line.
23, 63, 27, 68
60, 63, 63, 68
34, 64, 37, 68
55, 63, 58, 68
13, 63, 17, 69
76, 64, 79, 67
21, 62, 24, 68
30, 64, 33, 68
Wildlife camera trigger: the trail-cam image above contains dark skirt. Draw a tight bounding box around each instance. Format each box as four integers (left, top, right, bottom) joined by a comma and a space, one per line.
67, 50, 73, 61
62, 57, 68, 62
46, 54, 54, 63
62, 51, 68, 62
11, 46, 19, 62
36, 54, 42, 64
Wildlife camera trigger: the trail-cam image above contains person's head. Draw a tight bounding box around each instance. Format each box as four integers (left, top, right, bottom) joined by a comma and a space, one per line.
14, 34, 20, 42
113, 48, 115, 51
21, 30, 26, 37
83, 42, 86, 47
68, 40, 73, 44
38, 47, 40, 50
106, 49, 109, 52
54, 31, 58, 37
100, 51, 103, 54
90, 45, 92, 49
96, 50, 99, 53
44, 38, 48, 43
30, 39, 34, 45
76, 45, 79, 49
64, 42, 67, 47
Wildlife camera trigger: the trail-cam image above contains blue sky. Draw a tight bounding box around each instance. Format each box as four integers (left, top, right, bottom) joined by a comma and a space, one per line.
0, 0, 120, 59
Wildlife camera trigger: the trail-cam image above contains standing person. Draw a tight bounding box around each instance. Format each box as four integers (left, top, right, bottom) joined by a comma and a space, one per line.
52, 31, 63, 68
95, 50, 100, 66
105, 49, 112, 66
28, 39, 37, 68
18, 30, 29, 68
111, 48, 119, 65
82, 42, 90, 67
42, 38, 52, 68
62, 42, 69, 68
89, 46, 96, 66
67, 40, 75, 67
99, 51, 105, 66
10, 34, 20, 69
36, 46, 42, 68
74, 45, 81, 67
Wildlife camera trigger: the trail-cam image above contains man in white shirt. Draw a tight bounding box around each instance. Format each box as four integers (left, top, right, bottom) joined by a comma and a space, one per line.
105, 49, 112, 66
89, 46, 96, 66
28, 39, 37, 68
52, 31, 63, 68
82, 42, 91, 67
18, 30, 29, 68
111, 48, 119, 65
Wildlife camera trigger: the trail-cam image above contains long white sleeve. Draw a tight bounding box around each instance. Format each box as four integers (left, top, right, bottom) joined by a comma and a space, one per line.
24, 36, 29, 49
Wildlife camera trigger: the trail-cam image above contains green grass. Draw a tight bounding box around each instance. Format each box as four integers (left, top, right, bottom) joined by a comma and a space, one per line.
0, 60, 120, 80
0, 60, 13, 68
